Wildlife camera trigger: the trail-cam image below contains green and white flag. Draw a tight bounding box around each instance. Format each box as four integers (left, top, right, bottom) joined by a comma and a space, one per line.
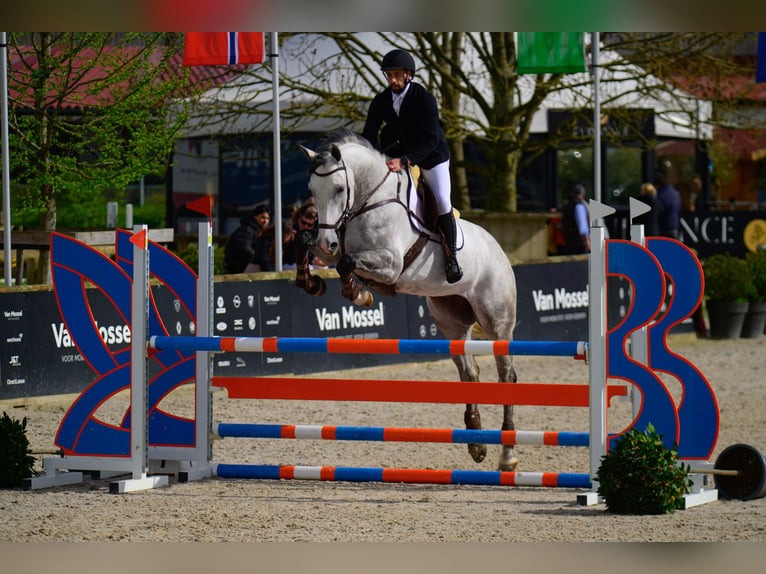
516, 32, 586, 74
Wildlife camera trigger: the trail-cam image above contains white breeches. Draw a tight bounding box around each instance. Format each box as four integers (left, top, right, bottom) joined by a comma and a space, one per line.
421, 159, 452, 215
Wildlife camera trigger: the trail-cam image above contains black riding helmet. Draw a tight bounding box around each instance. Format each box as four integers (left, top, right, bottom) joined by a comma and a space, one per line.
380, 49, 416, 75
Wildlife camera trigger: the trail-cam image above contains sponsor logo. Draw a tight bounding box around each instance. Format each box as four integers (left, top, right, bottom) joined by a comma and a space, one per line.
233, 295, 241, 308
266, 316, 280, 326
531, 288, 589, 312
51, 322, 131, 348
3, 310, 22, 319
266, 356, 284, 364
216, 321, 228, 332
6, 378, 25, 385
6, 333, 22, 343
263, 295, 280, 304
315, 302, 386, 332
9, 355, 21, 367
217, 359, 231, 367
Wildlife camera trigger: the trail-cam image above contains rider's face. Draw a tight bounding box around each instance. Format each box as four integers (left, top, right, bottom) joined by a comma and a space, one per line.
385, 69, 410, 94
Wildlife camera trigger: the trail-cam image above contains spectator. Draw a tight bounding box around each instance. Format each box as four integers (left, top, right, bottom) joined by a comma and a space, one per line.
223, 205, 273, 273
560, 184, 590, 254
281, 203, 328, 269
655, 171, 681, 239
635, 182, 662, 237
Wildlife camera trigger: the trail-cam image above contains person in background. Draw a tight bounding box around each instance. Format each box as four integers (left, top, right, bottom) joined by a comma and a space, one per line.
223, 205, 273, 273
635, 182, 662, 237
560, 184, 590, 254
655, 171, 681, 239
361, 48, 462, 283
281, 202, 327, 269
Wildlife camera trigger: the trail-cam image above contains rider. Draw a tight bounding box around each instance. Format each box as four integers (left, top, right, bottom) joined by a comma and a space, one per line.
362, 48, 463, 284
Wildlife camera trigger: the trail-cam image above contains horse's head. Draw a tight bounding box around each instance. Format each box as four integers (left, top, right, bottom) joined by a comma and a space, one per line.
299, 142, 349, 259
300, 129, 392, 260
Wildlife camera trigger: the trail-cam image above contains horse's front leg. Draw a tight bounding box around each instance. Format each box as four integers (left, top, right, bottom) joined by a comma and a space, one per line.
336, 254, 373, 306
295, 230, 326, 296
341, 248, 402, 285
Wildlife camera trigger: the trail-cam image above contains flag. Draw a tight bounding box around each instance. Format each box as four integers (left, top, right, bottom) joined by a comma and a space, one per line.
187, 196, 213, 219
129, 229, 148, 250
517, 32, 586, 75
757, 32, 766, 83
183, 32, 264, 66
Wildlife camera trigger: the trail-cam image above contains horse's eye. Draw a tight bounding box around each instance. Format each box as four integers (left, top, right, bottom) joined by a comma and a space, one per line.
335, 185, 345, 195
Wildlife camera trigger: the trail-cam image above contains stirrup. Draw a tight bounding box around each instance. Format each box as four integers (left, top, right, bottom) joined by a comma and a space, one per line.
445, 257, 463, 283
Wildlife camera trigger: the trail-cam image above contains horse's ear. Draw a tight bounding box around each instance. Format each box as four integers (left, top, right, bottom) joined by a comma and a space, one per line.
299, 145, 316, 161
330, 144, 342, 162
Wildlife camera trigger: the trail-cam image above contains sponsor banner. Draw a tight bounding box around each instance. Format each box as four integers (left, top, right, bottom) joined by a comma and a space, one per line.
515, 260, 589, 341
0, 260, 696, 400
1, 290, 130, 399
211, 280, 296, 376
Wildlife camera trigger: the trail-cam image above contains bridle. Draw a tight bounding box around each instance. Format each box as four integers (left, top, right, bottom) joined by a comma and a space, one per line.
310, 156, 406, 253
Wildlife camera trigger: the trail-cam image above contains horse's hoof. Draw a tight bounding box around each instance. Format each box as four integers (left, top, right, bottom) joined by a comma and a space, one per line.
468, 443, 487, 463
356, 291, 373, 306
498, 457, 519, 472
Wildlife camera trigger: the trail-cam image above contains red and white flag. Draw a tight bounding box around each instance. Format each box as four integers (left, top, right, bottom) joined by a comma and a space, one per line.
183, 32, 264, 66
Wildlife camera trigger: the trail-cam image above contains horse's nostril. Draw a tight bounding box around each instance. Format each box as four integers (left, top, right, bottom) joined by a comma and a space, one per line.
329, 242, 338, 251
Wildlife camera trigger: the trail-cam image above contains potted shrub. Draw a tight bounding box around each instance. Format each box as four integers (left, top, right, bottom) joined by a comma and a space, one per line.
742, 250, 766, 338
703, 253, 756, 339
0, 412, 37, 489
595, 424, 692, 514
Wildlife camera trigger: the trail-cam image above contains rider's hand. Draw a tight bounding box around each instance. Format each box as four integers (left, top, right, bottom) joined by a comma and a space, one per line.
386, 158, 406, 172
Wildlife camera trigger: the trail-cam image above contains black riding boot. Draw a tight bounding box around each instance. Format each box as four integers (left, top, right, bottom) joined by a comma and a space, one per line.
437, 212, 463, 283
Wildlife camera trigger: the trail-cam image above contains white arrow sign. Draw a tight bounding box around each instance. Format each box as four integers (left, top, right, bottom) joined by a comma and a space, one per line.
588, 199, 616, 226
629, 197, 651, 220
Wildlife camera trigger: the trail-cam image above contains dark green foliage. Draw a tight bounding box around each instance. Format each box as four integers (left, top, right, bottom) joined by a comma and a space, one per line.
177, 242, 226, 276
595, 424, 692, 514
745, 250, 766, 302
703, 253, 757, 302
0, 412, 37, 488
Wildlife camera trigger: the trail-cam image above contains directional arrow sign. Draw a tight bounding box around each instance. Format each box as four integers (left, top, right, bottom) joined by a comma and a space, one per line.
629, 197, 652, 220
588, 199, 616, 226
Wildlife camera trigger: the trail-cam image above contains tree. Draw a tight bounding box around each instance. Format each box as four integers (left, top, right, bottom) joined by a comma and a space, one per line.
5, 32, 192, 280
183, 32, 762, 213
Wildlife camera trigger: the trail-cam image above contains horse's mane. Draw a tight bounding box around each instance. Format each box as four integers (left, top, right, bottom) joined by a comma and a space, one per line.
307, 128, 378, 173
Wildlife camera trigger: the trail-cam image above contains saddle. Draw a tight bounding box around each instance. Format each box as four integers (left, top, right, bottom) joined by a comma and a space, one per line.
404, 165, 462, 238
407, 165, 438, 233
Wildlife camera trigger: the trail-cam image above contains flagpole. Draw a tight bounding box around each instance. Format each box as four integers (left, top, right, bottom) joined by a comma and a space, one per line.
270, 32, 283, 272
1, 32, 12, 286
592, 32, 601, 205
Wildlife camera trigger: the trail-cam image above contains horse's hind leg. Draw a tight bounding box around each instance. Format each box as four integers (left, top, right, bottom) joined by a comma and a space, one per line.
452, 354, 485, 463
497, 355, 519, 471
474, 299, 518, 471
427, 295, 487, 464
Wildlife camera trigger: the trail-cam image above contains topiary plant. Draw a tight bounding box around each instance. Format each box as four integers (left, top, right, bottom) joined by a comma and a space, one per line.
0, 411, 37, 488
745, 250, 766, 302
595, 424, 692, 514
703, 253, 756, 302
